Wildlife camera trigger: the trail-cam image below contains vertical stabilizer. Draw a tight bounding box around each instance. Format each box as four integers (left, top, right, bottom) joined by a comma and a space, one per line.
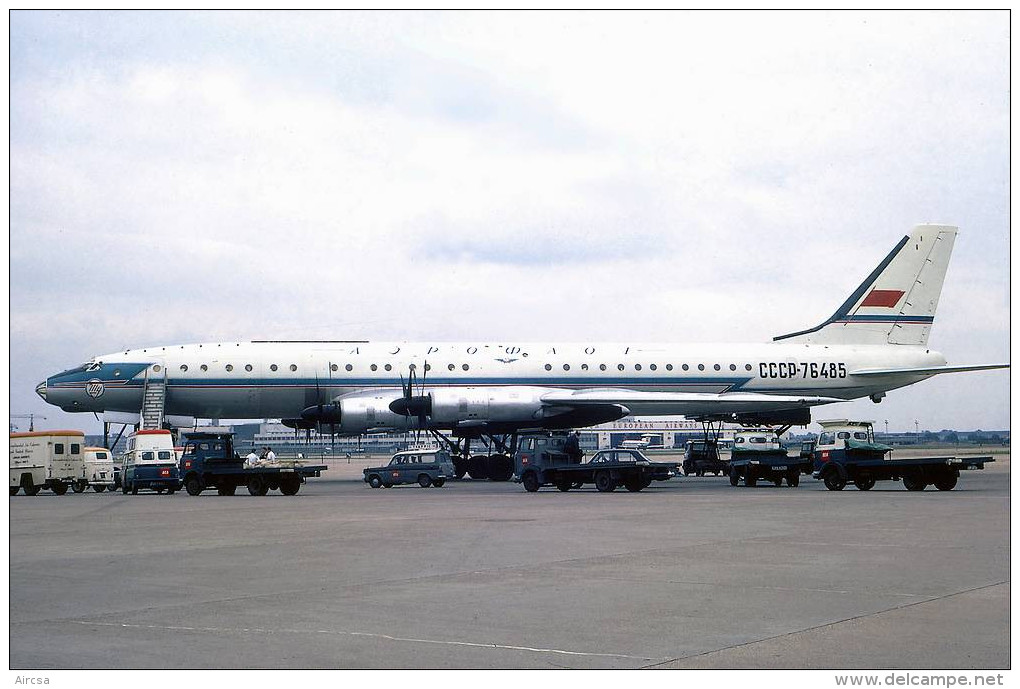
774, 225, 957, 346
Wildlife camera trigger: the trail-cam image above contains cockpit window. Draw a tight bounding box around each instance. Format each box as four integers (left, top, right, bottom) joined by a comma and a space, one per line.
85, 362, 102, 372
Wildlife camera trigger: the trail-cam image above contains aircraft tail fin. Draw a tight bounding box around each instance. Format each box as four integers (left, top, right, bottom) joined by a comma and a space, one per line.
774, 225, 958, 346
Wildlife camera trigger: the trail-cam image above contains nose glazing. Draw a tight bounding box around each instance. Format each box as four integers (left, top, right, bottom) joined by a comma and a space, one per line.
35, 380, 47, 400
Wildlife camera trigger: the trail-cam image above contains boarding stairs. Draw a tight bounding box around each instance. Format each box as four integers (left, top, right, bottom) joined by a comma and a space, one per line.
140, 371, 166, 430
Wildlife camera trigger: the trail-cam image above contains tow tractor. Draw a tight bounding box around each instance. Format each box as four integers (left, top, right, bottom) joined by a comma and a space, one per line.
728, 428, 811, 487
812, 420, 993, 491
514, 432, 679, 492
179, 431, 327, 496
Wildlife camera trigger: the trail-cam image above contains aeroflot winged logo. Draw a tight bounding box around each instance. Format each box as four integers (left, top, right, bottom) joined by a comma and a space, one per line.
85, 379, 105, 399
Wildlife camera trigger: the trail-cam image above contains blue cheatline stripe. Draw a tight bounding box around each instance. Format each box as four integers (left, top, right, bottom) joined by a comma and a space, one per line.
835, 316, 934, 324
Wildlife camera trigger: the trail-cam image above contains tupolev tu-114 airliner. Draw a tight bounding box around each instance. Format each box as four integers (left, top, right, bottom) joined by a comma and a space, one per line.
36, 225, 1008, 458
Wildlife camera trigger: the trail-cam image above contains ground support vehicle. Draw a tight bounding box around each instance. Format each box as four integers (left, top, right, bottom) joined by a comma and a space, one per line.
812, 420, 993, 491
73, 447, 117, 493
9, 431, 84, 495
515, 433, 678, 492
682, 439, 728, 476
364, 449, 457, 488
179, 432, 326, 496
121, 430, 181, 494
728, 429, 811, 487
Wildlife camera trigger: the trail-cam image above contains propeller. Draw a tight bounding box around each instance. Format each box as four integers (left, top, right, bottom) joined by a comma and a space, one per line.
388, 361, 433, 440
299, 364, 343, 440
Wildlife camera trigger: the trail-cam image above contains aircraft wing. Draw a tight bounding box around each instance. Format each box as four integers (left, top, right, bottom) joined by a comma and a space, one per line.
540, 389, 843, 416
849, 363, 1009, 376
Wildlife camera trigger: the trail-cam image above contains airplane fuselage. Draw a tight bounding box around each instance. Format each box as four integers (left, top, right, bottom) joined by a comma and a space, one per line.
40, 339, 946, 421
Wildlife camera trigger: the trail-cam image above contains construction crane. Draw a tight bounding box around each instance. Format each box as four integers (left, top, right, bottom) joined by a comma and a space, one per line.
10, 414, 46, 433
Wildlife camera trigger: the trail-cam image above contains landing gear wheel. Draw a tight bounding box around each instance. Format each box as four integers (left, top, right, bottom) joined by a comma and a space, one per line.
522, 472, 540, 493
772, 477, 783, 487
432, 477, 446, 488
467, 455, 490, 480
594, 470, 616, 493
453, 457, 468, 479
786, 470, 800, 487
418, 474, 432, 488
52, 482, 68, 495
855, 476, 876, 491
217, 485, 237, 496
729, 468, 739, 487
72, 481, 86, 493
94, 485, 107, 493
555, 481, 571, 492
486, 454, 513, 482
745, 472, 757, 488
368, 475, 383, 489
624, 478, 644, 492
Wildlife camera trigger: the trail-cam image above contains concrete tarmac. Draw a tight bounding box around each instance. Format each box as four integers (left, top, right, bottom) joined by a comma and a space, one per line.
9, 451, 1009, 669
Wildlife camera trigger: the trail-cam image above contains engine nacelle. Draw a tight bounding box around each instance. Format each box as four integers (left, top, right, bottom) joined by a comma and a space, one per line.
428, 387, 548, 425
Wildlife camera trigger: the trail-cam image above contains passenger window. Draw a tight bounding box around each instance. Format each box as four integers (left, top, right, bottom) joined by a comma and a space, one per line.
142, 451, 154, 461
54, 444, 65, 454
158, 451, 172, 460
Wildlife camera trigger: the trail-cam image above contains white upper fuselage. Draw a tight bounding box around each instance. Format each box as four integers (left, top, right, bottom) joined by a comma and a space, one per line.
41, 339, 947, 420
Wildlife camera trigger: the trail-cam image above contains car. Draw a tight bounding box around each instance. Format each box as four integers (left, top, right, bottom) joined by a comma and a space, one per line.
364, 449, 457, 488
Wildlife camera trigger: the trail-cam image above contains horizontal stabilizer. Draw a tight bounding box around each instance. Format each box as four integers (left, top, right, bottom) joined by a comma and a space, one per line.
849, 363, 1010, 377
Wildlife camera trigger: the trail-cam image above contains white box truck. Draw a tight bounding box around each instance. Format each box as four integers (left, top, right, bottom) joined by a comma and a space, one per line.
10, 431, 85, 495
73, 447, 117, 493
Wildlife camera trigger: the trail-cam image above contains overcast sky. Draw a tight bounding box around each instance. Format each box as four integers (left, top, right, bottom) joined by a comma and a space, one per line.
8, 10, 1010, 435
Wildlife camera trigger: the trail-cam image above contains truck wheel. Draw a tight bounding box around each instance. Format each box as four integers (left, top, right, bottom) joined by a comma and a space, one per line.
903, 471, 927, 492
822, 466, 847, 491
71, 481, 86, 493
522, 471, 540, 492
247, 476, 268, 496
594, 470, 616, 493
933, 471, 959, 491
368, 475, 383, 489
9, 486, 19, 496
555, 481, 571, 492
729, 468, 739, 486
25, 485, 40, 496
131, 484, 138, 495
772, 477, 783, 487
571, 482, 583, 489
279, 476, 301, 495
185, 476, 204, 496
417, 474, 432, 488
51, 482, 68, 495
154, 487, 165, 494
121, 482, 129, 495
217, 485, 237, 496
432, 477, 445, 488
94, 485, 106, 493
855, 476, 876, 491
786, 471, 800, 487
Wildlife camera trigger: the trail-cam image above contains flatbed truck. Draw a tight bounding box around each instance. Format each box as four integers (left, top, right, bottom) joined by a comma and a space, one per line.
728, 429, 812, 487
812, 420, 993, 491
179, 432, 327, 496
515, 432, 678, 492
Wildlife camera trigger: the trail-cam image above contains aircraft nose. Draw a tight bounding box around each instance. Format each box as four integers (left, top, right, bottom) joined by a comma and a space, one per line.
35, 380, 47, 401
